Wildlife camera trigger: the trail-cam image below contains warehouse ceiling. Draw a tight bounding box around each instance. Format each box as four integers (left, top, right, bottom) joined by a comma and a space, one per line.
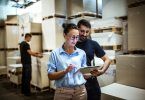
0, 0, 9, 5
0, 0, 39, 8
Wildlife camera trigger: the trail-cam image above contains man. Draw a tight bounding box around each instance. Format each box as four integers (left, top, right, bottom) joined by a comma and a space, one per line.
20, 33, 42, 96
76, 19, 111, 100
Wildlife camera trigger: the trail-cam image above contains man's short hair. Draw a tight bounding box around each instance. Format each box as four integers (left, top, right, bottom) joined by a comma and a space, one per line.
77, 19, 91, 29
25, 33, 32, 38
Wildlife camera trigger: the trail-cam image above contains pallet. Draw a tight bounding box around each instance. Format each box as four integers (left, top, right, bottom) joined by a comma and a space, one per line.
101, 45, 122, 50
42, 49, 52, 53
128, 50, 145, 54
67, 12, 102, 19
31, 84, 50, 92
110, 59, 116, 65
0, 74, 7, 79
42, 14, 66, 20
92, 27, 123, 35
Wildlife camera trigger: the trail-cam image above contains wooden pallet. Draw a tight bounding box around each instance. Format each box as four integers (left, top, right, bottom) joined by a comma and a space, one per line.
0, 74, 7, 79
42, 49, 52, 53
128, 50, 145, 54
31, 84, 50, 92
101, 45, 122, 50
42, 14, 66, 20
67, 12, 102, 19
110, 59, 116, 65
92, 27, 123, 35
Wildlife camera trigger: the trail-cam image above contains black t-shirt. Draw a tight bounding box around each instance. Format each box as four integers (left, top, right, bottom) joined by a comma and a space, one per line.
20, 41, 31, 64
76, 39, 105, 66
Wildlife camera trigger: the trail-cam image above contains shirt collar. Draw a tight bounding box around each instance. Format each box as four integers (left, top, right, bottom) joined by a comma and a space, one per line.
59, 44, 79, 55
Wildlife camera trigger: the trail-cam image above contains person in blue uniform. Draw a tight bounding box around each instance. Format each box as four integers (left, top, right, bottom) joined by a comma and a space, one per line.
76, 19, 111, 100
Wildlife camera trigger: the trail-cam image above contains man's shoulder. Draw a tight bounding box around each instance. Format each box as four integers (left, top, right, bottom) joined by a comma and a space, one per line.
20, 41, 27, 45
20, 41, 30, 49
88, 39, 100, 45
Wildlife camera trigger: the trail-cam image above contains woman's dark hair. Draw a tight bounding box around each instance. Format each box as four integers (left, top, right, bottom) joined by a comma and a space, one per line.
77, 19, 91, 29
62, 23, 78, 35
25, 33, 32, 38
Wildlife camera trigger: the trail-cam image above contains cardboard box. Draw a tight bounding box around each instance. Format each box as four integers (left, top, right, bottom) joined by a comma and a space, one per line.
0, 51, 6, 66
31, 53, 51, 89
6, 51, 20, 66
127, 0, 142, 5
10, 74, 22, 85
104, 50, 123, 60
69, 13, 98, 25
0, 66, 7, 75
5, 15, 19, 24
91, 32, 123, 46
98, 65, 116, 87
29, 35, 42, 52
0, 28, 5, 48
102, 0, 127, 19
42, 18, 65, 50
5, 25, 19, 48
90, 18, 123, 29
8, 64, 22, 73
21, 23, 42, 34
5, 14, 30, 25
116, 55, 145, 89
67, 0, 96, 17
101, 83, 145, 100
128, 5, 145, 50
42, 0, 66, 17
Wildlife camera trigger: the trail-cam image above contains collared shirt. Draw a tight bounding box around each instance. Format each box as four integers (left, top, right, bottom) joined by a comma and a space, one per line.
48, 46, 87, 88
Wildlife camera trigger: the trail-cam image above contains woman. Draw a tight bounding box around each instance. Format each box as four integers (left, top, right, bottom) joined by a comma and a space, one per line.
47, 23, 87, 100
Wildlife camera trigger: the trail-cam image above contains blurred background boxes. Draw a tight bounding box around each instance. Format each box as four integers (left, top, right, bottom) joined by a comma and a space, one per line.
116, 55, 145, 89
128, 4, 145, 51
101, 83, 145, 100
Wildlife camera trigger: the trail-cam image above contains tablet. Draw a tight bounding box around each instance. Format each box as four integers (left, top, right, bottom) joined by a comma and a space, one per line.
79, 66, 100, 74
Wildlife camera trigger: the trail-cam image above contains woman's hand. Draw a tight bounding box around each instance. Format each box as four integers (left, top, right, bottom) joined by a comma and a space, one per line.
64, 64, 74, 73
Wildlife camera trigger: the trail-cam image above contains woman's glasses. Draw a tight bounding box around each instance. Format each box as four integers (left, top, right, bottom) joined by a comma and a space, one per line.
69, 36, 79, 40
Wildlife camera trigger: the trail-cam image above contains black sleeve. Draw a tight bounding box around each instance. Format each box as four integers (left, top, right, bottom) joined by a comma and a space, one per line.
93, 40, 105, 58
24, 42, 30, 51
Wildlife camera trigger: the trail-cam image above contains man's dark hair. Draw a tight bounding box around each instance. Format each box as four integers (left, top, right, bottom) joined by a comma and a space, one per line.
77, 19, 91, 29
25, 33, 32, 38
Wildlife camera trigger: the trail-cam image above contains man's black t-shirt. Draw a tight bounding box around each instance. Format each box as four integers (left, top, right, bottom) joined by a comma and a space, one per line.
20, 41, 31, 64
76, 39, 105, 66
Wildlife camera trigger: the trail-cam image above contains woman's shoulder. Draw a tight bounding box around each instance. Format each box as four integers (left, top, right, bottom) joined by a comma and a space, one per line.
76, 47, 86, 54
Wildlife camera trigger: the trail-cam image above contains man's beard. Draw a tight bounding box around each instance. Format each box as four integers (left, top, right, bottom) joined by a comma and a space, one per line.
79, 35, 88, 42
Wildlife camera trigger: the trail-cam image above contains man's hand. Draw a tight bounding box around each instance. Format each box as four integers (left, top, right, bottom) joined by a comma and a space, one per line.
36, 52, 43, 58
90, 69, 104, 76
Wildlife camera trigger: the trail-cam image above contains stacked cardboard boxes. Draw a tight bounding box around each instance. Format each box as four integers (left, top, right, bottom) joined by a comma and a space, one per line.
41, 0, 66, 51
101, 1, 145, 99
0, 28, 6, 66
31, 52, 54, 90
128, 4, 145, 51
101, 55, 145, 100
90, 18, 124, 87
67, 0, 100, 25
8, 64, 22, 85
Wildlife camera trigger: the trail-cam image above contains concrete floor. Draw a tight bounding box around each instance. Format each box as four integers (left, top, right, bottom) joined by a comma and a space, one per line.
0, 76, 54, 100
